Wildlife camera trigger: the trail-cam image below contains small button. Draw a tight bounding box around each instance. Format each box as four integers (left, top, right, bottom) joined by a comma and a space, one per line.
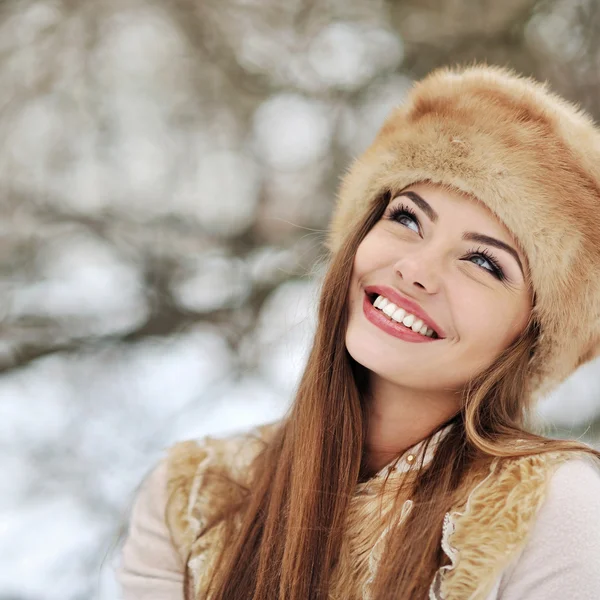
406, 454, 415, 464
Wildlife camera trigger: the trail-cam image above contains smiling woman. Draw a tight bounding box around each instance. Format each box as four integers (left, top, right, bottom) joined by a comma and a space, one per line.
117, 65, 600, 600
346, 182, 533, 475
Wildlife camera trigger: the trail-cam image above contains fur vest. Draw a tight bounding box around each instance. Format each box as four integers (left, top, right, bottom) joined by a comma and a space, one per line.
163, 422, 580, 600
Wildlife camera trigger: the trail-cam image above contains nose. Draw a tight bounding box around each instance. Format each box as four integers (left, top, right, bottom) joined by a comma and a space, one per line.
393, 248, 442, 294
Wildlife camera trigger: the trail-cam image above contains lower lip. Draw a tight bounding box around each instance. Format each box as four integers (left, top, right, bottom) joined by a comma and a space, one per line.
362, 292, 438, 343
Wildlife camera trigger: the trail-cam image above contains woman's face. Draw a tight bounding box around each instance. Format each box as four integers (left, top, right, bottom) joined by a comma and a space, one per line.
346, 181, 532, 397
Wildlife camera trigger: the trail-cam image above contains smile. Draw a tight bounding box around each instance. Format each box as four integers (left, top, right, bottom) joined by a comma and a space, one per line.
362, 292, 442, 343
372, 295, 437, 337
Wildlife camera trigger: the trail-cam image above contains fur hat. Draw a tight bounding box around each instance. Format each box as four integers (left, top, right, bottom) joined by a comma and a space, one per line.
327, 64, 600, 400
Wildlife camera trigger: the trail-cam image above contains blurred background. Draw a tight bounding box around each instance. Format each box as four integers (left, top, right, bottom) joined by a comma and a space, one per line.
1, 0, 600, 598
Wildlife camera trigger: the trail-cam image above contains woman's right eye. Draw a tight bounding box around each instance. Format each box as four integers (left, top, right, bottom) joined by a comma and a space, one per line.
386, 203, 420, 234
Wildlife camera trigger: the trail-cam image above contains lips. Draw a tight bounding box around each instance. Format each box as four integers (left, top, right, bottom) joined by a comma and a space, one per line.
362, 292, 438, 343
363, 284, 446, 339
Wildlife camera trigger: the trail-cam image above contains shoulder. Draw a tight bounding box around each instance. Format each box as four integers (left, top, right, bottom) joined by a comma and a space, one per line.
531, 454, 600, 545
543, 454, 600, 510
510, 452, 600, 559
497, 455, 600, 599
439, 450, 600, 600
166, 419, 282, 486
117, 457, 186, 594
163, 420, 282, 557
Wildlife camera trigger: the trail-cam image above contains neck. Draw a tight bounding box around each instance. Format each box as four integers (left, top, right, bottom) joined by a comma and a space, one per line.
364, 376, 461, 473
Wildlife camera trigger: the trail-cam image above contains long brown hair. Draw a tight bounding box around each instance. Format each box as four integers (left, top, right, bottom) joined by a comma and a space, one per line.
187, 190, 600, 600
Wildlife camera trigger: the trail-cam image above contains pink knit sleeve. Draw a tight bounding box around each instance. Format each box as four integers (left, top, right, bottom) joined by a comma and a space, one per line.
116, 458, 186, 599
495, 456, 600, 600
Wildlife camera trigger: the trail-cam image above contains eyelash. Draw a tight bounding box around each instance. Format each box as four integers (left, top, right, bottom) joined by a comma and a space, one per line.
385, 203, 506, 281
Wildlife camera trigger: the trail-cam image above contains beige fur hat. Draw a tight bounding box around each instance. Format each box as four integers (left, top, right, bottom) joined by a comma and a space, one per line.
327, 64, 600, 400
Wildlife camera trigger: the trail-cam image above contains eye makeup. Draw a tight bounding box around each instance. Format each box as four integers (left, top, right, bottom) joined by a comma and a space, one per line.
384, 203, 507, 281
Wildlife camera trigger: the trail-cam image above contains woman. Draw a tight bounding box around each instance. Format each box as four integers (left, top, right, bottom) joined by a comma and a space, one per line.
117, 64, 600, 599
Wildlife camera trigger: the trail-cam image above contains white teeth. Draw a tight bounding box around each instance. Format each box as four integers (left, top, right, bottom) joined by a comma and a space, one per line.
402, 314, 415, 328
411, 319, 424, 332
382, 303, 397, 317
391, 308, 406, 322
371, 294, 437, 338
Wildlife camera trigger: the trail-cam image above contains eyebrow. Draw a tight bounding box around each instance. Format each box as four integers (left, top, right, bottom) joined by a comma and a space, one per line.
400, 191, 438, 223
462, 232, 524, 275
396, 191, 525, 276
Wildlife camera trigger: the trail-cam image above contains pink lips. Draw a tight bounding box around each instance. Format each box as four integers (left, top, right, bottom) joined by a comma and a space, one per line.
362, 292, 438, 343
363, 285, 445, 338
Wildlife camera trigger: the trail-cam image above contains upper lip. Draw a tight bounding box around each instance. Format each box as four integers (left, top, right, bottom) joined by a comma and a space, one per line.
364, 285, 446, 338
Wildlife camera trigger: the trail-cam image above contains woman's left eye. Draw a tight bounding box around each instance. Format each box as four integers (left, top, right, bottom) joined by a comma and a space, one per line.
466, 249, 505, 281
470, 255, 494, 271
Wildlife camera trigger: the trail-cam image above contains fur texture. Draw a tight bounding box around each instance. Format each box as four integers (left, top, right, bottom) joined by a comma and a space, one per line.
439, 451, 574, 599
165, 427, 272, 596
165, 440, 211, 560
326, 64, 600, 399
164, 426, 578, 599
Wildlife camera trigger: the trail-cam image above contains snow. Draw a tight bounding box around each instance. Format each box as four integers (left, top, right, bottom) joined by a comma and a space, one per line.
0, 496, 110, 600
172, 251, 252, 312
0, 364, 72, 446
166, 374, 290, 441
308, 22, 403, 90
255, 278, 319, 394
177, 149, 261, 234
339, 74, 414, 155
95, 6, 187, 81
0, 327, 238, 597
10, 232, 148, 337
526, 4, 586, 63
535, 356, 600, 428
252, 94, 334, 171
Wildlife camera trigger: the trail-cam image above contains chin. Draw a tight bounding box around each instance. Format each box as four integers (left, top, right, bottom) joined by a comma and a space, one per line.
346, 341, 463, 394
347, 346, 414, 381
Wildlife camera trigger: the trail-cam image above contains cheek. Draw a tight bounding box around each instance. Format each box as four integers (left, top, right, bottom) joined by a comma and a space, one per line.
352, 231, 393, 282
455, 290, 530, 354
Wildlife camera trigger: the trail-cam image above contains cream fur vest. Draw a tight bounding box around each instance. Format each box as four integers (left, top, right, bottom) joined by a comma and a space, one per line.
163, 423, 580, 600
